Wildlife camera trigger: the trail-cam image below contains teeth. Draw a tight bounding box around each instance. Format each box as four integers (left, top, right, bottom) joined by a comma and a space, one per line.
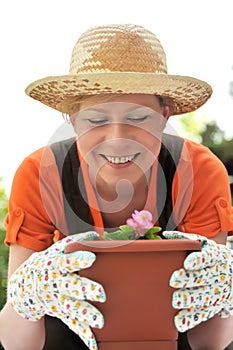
105, 155, 135, 164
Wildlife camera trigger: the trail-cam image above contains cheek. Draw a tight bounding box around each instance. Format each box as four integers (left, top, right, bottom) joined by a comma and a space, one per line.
76, 128, 102, 159
134, 129, 162, 167
136, 127, 161, 150
77, 136, 95, 157
134, 115, 166, 141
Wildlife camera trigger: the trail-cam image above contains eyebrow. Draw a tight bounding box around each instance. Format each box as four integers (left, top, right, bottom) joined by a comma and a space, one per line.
85, 107, 107, 113
86, 105, 148, 113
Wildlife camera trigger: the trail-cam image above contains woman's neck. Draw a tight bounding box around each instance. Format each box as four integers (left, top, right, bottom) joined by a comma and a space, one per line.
95, 173, 150, 229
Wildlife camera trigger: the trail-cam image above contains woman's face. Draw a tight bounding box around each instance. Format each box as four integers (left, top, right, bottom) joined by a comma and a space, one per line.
71, 94, 169, 190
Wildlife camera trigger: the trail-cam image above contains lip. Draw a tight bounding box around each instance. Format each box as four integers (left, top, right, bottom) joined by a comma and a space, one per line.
100, 153, 139, 168
106, 160, 135, 169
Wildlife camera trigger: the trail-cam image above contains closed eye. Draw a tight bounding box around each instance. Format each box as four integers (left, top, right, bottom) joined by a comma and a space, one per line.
87, 118, 108, 125
126, 115, 150, 123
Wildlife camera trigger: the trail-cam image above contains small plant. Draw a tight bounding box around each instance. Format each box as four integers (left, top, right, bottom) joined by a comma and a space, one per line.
104, 210, 162, 240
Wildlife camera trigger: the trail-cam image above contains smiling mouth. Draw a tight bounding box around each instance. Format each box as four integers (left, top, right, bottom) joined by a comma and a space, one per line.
102, 153, 139, 164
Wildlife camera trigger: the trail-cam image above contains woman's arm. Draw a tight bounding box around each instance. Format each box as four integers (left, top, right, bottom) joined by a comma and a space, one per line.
187, 313, 233, 350
1, 232, 105, 350
0, 303, 45, 350
164, 230, 233, 349
0, 244, 46, 350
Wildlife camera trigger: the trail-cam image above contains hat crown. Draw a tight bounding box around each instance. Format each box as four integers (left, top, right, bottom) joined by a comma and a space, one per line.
69, 24, 168, 75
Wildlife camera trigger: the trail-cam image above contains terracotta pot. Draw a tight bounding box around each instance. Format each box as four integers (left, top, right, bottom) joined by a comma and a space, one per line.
65, 239, 201, 350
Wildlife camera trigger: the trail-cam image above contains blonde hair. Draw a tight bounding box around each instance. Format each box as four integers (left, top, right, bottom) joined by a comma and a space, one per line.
61, 94, 119, 116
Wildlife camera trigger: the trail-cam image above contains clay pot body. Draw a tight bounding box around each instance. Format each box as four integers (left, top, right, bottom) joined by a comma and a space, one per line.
65, 239, 201, 350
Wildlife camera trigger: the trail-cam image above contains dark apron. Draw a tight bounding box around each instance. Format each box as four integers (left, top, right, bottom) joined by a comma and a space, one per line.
44, 316, 192, 350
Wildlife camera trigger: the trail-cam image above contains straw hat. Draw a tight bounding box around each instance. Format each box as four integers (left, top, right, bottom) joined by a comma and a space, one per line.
25, 24, 212, 115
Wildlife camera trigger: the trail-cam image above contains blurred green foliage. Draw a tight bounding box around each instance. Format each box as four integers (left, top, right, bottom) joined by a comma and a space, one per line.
175, 111, 210, 143
0, 177, 9, 310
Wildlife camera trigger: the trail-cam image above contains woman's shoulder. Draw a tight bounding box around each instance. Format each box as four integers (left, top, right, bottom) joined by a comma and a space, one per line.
182, 138, 228, 177
19, 145, 57, 171
183, 138, 223, 162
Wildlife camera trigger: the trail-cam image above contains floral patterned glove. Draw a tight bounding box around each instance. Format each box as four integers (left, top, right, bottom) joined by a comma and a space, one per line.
8, 231, 106, 350
163, 231, 233, 332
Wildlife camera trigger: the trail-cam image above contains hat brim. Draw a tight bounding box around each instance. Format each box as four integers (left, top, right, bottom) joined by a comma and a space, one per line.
25, 72, 212, 115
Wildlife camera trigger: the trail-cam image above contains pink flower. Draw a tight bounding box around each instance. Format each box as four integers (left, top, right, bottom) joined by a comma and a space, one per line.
126, 210, 154, 237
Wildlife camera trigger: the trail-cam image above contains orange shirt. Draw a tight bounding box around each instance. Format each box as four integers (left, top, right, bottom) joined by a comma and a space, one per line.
4, 138, 233, 251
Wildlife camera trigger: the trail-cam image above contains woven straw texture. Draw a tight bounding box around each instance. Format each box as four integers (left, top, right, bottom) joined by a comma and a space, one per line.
25, 24, 212, 115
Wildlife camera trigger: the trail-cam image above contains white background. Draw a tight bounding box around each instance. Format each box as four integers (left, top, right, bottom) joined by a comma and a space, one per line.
1, 0, 233, 194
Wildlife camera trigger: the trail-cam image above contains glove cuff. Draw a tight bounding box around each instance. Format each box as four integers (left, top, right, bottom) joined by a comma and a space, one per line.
218, 308, 233, 318
8, 269, 45, 321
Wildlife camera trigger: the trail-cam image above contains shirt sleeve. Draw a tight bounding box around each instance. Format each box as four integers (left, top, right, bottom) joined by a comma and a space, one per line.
4, 147, 68, 251
173, 139, 233, 238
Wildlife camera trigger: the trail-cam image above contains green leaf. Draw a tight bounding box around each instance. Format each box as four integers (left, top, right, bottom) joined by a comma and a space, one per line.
144, 232, 162, 240
104, 229, 136, 240
119, 225, 135, 233
146, 226, 161, 234
144, 227, 162, 240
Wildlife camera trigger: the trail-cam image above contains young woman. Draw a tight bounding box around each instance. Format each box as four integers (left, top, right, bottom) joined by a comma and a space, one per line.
0, 24, 233, 350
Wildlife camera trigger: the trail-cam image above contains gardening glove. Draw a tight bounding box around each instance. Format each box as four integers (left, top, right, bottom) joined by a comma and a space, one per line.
163, 231, 233, 332
8, 231, 106, 350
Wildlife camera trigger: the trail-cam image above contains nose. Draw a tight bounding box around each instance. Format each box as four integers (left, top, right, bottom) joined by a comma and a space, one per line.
105, 123, 133, 150
106, 122, 130, 140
